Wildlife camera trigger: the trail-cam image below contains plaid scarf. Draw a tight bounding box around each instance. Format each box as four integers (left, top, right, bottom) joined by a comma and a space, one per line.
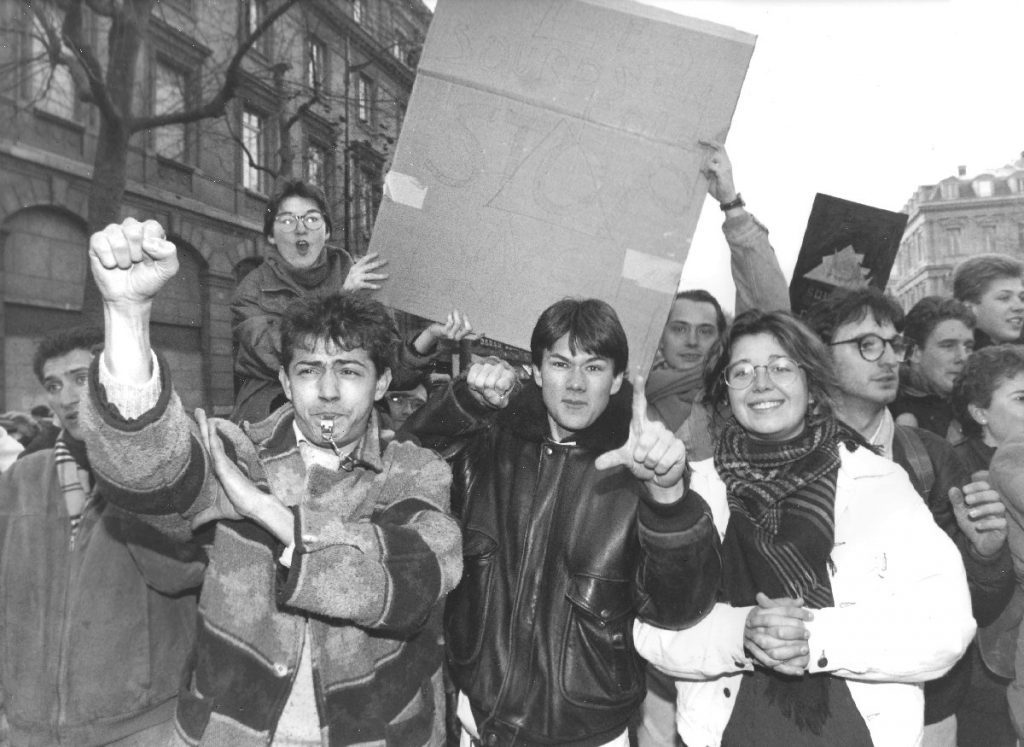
714, 416, 840, 608
53, 433, 92, 550
714, 416, 861, 739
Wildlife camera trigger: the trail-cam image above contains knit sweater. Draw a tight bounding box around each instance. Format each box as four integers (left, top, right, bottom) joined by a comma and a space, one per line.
81, 352, 463, 746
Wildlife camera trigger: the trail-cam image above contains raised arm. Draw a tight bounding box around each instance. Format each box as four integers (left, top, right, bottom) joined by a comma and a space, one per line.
699, 140, 789, 314
596, 376, 722, 628
82, 219, 234, 532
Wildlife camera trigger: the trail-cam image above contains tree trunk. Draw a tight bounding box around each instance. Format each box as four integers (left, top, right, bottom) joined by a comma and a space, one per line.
82, 1, 151, 319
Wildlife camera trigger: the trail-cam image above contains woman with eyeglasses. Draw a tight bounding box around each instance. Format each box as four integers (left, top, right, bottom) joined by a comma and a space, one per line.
634, 309, 974, 747
230, 180, 391, 423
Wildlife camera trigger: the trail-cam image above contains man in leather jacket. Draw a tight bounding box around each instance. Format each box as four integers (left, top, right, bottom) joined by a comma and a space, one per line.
403, 298, 721, 746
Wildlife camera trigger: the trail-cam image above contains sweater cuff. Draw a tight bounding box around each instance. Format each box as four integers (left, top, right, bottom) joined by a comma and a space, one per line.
98, 350, 162, 420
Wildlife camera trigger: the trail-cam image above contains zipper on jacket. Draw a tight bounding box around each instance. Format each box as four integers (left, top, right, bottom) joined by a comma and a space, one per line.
485, 442, 561, 737
55, 493, 95, 738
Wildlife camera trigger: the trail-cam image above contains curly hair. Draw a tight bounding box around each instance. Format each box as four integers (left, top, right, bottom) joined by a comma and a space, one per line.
32, 326, 104, 384
703, 309, 837, 427
951, 344, 1024, 437
279, 293, 396, 376
802, 287, 904, 345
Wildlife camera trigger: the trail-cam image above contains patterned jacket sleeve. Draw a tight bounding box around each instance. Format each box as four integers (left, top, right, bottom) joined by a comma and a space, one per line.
277, 442, 462, 636
81, 352, 237, 535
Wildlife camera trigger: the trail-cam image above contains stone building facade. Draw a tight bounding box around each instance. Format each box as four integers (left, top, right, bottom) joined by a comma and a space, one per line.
0, 0, 430, 414
888, 152, 1024, 309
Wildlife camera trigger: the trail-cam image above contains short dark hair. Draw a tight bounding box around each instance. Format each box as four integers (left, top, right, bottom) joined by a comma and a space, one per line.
279, 293, 396, 376
903, 296, 975, 356
674, 289, 728, 335
951, 344, 1024, 437
263, 180, 333, 239
704, 309, 837, 426
802, 287, 905, 345
530, 298, 628, 375
33, 326, 103, 383
953, 253, 1024, 304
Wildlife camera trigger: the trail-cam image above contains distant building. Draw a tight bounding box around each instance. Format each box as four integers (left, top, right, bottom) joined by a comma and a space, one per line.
889, 152, 1024, 309
0, 0, 431, 413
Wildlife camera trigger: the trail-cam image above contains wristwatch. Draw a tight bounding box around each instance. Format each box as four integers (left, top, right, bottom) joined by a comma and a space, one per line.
719, 193, 745, 211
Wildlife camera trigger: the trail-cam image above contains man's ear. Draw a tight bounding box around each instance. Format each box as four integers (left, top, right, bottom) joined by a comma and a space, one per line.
909, 345, 923, 366
278, 367, 292, 401
610, 371, 624, 395
267, 234, 277, 246
967, 402, 988, 427
374, 368, 393, 402
532, 364, 543, 388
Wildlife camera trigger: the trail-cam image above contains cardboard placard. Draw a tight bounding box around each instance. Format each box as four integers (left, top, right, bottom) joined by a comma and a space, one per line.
372, 0, 754, 370
789, 193, 909, 314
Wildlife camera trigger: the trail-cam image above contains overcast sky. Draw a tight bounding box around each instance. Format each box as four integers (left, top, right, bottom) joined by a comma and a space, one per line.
419, 0, 1024, 310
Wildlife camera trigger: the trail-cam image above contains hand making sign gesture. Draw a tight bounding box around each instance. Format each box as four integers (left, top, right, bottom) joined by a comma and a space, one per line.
595, 371, 688, 504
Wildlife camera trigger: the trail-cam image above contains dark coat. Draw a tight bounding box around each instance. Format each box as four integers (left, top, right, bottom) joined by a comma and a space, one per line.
404, 379, 721, 746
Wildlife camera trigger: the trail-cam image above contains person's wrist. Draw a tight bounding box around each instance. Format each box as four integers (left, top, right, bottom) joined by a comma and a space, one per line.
719, 193, 745, 211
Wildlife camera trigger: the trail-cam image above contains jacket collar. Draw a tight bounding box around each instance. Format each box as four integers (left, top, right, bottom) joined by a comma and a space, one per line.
243, 404, 385, 473
496, 379, 633, 453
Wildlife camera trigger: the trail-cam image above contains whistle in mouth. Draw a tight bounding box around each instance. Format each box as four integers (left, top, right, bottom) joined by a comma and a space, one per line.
319, 417, 335, 444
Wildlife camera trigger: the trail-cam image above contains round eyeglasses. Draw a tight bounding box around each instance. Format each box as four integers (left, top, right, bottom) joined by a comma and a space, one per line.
274, 212, 325, 232
724, 357, 801, 390
828, 333, 907, 362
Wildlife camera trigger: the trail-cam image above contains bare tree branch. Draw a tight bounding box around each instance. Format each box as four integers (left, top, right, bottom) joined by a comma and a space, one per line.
130, 0, 302, 133
58, 0, 117, 118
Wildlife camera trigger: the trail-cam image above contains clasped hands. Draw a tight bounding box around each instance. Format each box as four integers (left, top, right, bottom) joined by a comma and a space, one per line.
744, 592, 814, 677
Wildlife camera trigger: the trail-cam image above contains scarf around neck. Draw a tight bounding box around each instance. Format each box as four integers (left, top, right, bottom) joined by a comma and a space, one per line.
265, 245, 330, 290
714, 416, 859, 738
53, 432, 92, 549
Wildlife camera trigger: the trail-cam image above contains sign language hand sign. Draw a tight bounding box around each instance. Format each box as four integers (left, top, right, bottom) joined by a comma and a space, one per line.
594, 371, 688, 503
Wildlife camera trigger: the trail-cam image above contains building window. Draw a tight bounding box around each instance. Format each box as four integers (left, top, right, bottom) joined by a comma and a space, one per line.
392, 30, 407, 61
26, 10, 76, 119
307, 36, 326, 94
305, 143, 326, 186
352, 0, 365, 24
355, 166, 378, 240
356, 74, 372, 122
947, 227, 961, 257
244, 0, 263, 35
241, 107, 267, 193
975, 179, 994, 198
982, 224, 997, 252
940, 181, 959, 200
154, 61, 189, 161
243, 0, 270, 53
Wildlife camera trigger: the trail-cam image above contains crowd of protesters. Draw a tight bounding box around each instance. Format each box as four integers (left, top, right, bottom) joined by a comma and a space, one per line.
2, 141, 1024, 747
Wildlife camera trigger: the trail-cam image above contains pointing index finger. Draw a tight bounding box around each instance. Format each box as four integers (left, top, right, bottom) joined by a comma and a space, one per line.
631, 366, 650, 428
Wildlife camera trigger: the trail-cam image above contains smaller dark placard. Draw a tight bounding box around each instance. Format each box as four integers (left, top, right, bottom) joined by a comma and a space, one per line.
789, 193, 909, 314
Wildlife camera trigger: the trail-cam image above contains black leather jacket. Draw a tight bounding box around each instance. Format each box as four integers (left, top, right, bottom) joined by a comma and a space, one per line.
404, 380, 720, 746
